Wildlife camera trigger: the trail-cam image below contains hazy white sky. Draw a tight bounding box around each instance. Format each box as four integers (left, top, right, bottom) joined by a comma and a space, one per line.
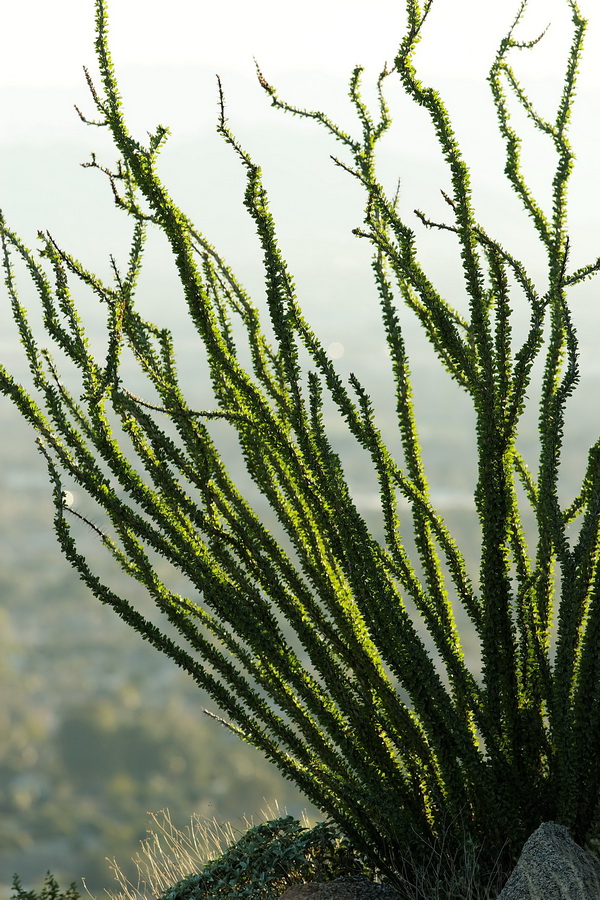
1, 0, 598, 88
0, 0, 597, 173
0, 0, 598, 326
0, 0, 596, 183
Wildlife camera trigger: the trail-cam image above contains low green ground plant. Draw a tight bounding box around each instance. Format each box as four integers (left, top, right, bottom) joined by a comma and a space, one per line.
10, 874, 81, 900
152, 816, 365, 900
3, 0, 600, 895
106, 809, 508, 900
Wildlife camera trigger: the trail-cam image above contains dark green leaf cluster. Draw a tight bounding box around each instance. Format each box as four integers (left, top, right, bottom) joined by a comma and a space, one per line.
10, 873, 80, 900
158, 816, 368, 900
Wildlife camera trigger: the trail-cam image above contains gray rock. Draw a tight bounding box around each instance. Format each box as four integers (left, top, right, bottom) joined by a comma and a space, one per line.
496, 822, 600, 900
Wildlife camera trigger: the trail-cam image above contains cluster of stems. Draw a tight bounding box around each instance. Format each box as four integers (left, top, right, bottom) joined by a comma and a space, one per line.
2, 0, 600, 887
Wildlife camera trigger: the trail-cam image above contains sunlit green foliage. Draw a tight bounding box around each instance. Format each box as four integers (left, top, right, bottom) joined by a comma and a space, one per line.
2, 0, 600, 891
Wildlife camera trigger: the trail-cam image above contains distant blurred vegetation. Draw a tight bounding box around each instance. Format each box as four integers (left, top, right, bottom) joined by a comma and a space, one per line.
0, 418, 318, 898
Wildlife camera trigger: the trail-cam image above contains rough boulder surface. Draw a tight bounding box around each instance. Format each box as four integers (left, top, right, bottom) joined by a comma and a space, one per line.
496, 821, 600, 900
279, 876, 401, 900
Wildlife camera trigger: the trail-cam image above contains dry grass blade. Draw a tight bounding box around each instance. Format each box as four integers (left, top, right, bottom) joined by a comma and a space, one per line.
104, 803, 314, 900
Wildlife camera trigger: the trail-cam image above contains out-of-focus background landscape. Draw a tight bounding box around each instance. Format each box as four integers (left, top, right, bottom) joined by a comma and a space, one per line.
1, 1, 600, 897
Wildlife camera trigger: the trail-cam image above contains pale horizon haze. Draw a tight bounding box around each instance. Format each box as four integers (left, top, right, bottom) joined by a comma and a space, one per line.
0, 0, 598, 264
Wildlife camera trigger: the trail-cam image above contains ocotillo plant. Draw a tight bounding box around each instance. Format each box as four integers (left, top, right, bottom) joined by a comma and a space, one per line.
2, 0, 600, 889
